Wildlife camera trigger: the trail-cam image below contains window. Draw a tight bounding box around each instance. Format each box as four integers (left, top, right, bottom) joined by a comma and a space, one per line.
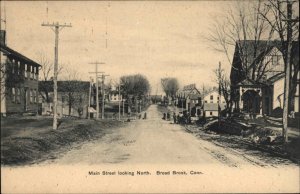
16, 88, 21, 103
30, 89, 33, 103
17, 62, 20, 75
210, 95, 213, 100
34, 89, 37, 103
210, 111, 213, 116
31, 66, 33, 79
24, 64, 27, 78
33, 67, 36, 80
204, 100, 207, 103
11, 88, 16, 103
11, 62, 15, 74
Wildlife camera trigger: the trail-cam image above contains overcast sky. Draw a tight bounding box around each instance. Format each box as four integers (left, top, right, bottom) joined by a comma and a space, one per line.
1, 1, 234, 94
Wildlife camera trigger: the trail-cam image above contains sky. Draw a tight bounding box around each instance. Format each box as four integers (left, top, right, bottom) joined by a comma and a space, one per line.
1, 1, 234, 94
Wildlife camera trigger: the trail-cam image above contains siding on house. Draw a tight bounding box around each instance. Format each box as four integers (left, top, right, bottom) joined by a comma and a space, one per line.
273, 77, 284, 110
203, 91, 225, 104
1, 37, 40, 114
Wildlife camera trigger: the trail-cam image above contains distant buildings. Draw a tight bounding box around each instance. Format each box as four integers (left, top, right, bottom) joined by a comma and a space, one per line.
108, 85, 123, 103
1, 30, 41, 116
176, 84, 201, 116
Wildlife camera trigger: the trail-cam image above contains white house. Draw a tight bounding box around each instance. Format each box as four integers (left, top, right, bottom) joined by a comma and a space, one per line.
202, 90, 225, 104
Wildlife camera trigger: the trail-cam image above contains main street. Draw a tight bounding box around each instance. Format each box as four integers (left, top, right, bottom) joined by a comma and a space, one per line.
47, 105, 298, 168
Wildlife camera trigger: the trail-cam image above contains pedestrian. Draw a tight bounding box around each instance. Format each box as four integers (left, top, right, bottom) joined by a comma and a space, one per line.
173, 112, 177, 124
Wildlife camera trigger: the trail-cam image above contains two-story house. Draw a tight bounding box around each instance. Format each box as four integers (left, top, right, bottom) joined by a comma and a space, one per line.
176, 84, 201, 116
201, 90, 226, 118
1, 30, 41, 116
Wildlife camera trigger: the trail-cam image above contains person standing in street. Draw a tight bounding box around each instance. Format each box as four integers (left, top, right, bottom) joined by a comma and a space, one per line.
173, 112, 177, 124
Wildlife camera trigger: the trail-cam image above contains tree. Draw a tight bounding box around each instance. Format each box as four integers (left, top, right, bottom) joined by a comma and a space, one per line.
120, 74, 150, 98
60, 66, 86, 116
214, 66, 232, 115
38, 52, 63, 103
120, 74, 150, 112
206, 0, 275, 82
260, 0, 299, 143
260, 0, 299, 112
161, 77, 179, 99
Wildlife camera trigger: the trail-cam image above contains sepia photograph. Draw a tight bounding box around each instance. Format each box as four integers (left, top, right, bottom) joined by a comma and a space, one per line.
1, 0, 299, 193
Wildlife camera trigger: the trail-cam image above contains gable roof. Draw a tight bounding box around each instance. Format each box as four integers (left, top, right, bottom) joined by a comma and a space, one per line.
230, 40, 299, 85
236, 78, 260, 86
0, 44, 41, 67
188, 93, 201, 100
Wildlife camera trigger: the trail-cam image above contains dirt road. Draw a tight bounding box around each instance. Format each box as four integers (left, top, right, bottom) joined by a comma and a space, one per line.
47, 105, 298, 168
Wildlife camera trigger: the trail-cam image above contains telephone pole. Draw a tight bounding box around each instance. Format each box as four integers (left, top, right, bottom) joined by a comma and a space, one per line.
282, 0, 298, 143
118, 82, 121, 121
41, 22, 72, 130
88, 77, 93, 119
89, 61, 105, 119
99, 73, 109, 119
218, 62, 222, 128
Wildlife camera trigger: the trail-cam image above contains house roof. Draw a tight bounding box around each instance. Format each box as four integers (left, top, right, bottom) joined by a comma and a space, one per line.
230, 40, 299, 85
236, 78, 260, 86
266, 72, 285, 84
188, 93, 201, 100
39, 81, 90, 93
0, 44, 41, 67
203, 103, 226, 111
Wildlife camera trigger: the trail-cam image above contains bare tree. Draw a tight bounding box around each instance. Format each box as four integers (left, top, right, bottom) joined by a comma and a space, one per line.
206, 0, 275, 81
260, 0, 299, 143
161, 77, 179, 99
60, 66, 86, 116
260, 0, 299, 111
0, 61, 6, 101
214, 67, 232, 115
38, 52, 63, 103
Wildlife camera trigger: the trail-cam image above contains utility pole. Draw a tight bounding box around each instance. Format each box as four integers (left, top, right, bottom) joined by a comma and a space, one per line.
218, 62, 222, 128
118, 81, 122, 121
282, 0, 298, 143
88, 77, 93, 119
99, 73, 109, 119
89, 61, 105, 119
122, 99, 125, 117
41, 22, 72, 130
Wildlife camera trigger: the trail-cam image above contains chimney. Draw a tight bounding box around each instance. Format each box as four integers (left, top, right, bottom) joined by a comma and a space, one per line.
0, 30, 6, 45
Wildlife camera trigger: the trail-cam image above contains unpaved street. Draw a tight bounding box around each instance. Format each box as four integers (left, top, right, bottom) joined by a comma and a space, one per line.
47, 105, 298, 168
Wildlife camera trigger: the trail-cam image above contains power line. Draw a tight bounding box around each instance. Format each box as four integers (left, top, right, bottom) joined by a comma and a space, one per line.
99, 73, 110, 119
88, 61, 105, 119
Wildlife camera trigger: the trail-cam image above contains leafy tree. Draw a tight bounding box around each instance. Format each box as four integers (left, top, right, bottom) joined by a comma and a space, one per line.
161, 77, 179, 99
120, 74, 150, 97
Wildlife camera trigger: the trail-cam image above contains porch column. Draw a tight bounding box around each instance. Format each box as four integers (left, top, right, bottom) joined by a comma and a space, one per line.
239, 87, 243, 111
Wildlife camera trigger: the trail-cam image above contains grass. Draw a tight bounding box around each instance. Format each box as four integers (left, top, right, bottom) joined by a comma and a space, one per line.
1, 116, 125, 166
